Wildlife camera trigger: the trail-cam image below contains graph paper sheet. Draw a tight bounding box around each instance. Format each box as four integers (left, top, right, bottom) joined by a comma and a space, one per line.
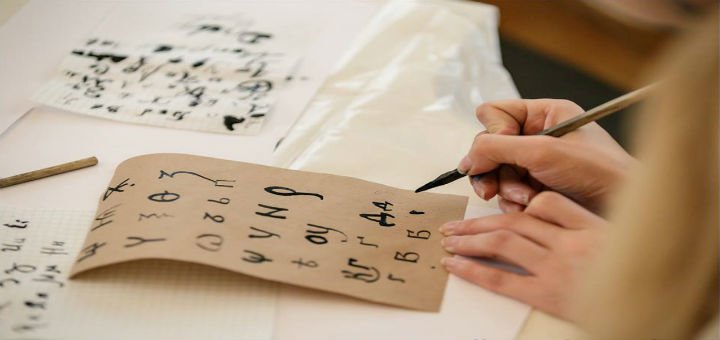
0, 206, 277, 340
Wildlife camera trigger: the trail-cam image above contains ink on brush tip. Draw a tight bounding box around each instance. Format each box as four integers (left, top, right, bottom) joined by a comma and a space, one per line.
414, 169, 467, 193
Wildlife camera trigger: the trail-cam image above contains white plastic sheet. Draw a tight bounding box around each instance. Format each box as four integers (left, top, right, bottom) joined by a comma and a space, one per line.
273, 1, 529, 339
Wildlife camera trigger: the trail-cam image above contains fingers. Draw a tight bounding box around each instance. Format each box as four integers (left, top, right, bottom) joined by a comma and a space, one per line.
441, 229, 548, 270
497, 166, 537, 206
470, 172, 497, 200
498, 197, 524, 213
475, 99, 584, 136
458, 133, 566, 176
528, 99, 585, 132
524, 191, 606, 229
475, 101, 524, 134
442, 255, 541, 306
440, 212, 560, 246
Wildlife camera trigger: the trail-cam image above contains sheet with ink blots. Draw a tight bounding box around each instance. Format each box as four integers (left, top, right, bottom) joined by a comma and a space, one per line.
0, 206, 277, 340
33, 13, 301, 135
69, 153, 468, 312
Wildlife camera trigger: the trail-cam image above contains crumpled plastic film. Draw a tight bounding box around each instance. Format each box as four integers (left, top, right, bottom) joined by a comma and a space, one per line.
273, 0, 519, 208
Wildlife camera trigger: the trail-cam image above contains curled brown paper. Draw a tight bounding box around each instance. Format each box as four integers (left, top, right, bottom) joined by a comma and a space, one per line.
69, 154, 468, 311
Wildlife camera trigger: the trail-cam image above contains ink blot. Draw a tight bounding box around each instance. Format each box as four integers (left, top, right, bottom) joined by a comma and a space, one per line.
223, 115, 246, 131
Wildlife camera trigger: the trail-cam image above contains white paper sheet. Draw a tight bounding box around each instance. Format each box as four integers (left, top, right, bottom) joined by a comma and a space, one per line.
0, 205, 278, 340
33, 5, 308, 134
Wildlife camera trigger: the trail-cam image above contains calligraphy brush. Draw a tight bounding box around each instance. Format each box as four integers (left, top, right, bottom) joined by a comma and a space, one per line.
415, 83, 657, 193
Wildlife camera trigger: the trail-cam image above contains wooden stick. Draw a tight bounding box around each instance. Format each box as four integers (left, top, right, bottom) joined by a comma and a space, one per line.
0, 157, 98, 188
541, 83, 657, 137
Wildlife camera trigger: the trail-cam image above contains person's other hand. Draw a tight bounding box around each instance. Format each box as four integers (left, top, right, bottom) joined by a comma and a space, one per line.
461, 99, 634, 212
439, 191, 606, 320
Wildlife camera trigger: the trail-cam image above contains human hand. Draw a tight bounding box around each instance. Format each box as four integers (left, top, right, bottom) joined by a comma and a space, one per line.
439, 191, 607, 320
461, 99, 634, 212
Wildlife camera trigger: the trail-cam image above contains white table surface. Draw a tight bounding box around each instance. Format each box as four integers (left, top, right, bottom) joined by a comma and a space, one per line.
0, 1, 589, 339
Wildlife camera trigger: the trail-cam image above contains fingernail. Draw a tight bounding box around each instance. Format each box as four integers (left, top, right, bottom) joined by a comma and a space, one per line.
507, 188, 529, 205
471, 177, 487, 201
440, 221, 460, 235
441, 256, 458, 269
441, 236, 458, 252
458, 156, 471, 174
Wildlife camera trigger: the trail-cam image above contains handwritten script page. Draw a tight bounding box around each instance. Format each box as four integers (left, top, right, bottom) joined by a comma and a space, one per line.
0, 206, 277, 340
33, 12, 300, 135
69, 154, 468, 311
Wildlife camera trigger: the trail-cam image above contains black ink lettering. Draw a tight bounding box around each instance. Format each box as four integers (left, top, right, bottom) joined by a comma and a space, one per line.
138, 213, 173, 221
77, 242, 107, 262
248, 226, 280, 239
208, 197, 231, 205
2, 219, 28, 229
255, 204, 288, 219
394, 251, 420, 263
148, 190, 180, 203
138, 64, 164, 82
264, 186, 324, 200
373, 201, 393, 211
192, 24, 222, 34
191, 58, 208, 68
32, 274, 64, 287
4, 263, 36, 274
248, 103, 270, 118
406, 229, 431, 240
24, 300, 46, 309
122, 56, 146, 73
154, 44, 172, 53
71, 49, 127, 63
1, 243, 21, 252
159, 170, 235, 188
92, 204, 120, 231
357, 236, 379, 248
237, 58, 267, 78
305, 224, 348, 245
103, 178, 134, 201
341, 258, 380, 283
409, 210, 425, 215
238, 31, 273, 44
124, 236, 167, 248
291, 258, 318, 268
387, 273, 406, 283
183, 85, 206, 107
0, 278, 20, 287
40, 241, 68, 255
203, 212, 225, 223
195, 234, 223, 252
242, 250, 272, 263
235, 79, 272, 99
359, 212, 396, 227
